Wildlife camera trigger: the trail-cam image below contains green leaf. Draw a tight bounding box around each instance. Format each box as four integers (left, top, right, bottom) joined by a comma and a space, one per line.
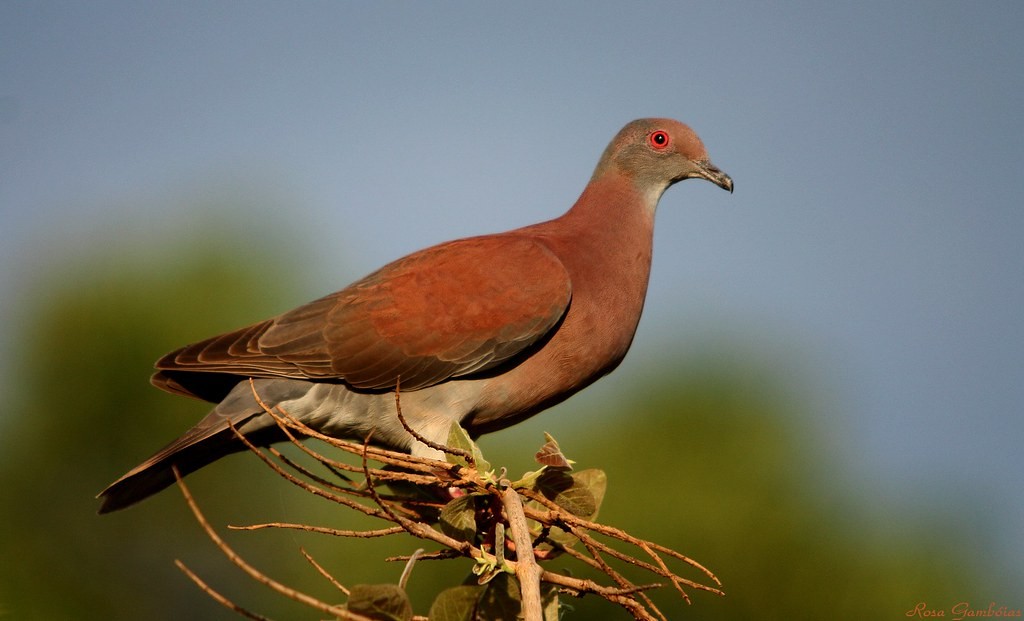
454, 572, 560, 620
471, 550, 503, 585
535, 470, 595, 518
446, 422, 491, 472
474, 574, 521, 621
346, 584, 413, 621
428, 585, 482, 621
530, 468, 608, 549
571, 468, 607, 517
541, 583, 561, 621
510, 467, 545, 490
439, 494, 478, 542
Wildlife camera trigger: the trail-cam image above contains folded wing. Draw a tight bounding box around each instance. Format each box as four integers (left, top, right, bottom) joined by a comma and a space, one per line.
152, 235, 572, 400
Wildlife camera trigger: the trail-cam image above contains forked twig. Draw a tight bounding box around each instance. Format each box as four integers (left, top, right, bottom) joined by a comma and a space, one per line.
392, 377, 476, 466
520, 487, 723, 593
172, 466, 374, 621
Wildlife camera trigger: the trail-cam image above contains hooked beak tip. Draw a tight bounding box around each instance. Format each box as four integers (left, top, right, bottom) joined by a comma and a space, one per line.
701, 161, 733, 194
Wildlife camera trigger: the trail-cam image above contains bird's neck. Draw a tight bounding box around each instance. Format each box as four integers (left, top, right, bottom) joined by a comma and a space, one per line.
534, 172, 659, 347
569, 172, 664, 221
471, 173, 663, 424
554, 173, 659, 263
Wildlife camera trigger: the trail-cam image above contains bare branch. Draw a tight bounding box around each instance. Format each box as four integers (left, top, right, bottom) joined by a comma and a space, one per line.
502, 482, 543, 621
176, 381, 723, 620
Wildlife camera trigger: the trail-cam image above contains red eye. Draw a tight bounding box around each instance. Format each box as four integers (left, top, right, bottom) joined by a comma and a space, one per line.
649, 130, 670, 150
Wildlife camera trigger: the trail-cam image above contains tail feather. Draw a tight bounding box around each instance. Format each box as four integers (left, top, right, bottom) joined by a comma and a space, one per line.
97, 412, 283, 513
99, 378, 321, 513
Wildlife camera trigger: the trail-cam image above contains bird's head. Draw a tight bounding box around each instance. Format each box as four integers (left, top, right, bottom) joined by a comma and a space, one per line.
592, 118, 733, 202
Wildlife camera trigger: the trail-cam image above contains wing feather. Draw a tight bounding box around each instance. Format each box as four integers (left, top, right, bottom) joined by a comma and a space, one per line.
153, 235, 571, 400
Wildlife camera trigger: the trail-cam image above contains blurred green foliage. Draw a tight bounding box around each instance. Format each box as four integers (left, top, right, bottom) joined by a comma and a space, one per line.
487, 364, 984, 619
0, 214, 987, 620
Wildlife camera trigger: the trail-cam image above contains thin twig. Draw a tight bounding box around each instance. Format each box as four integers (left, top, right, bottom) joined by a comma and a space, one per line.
226, 420, 391, 520
538, 570, 661, 621
175, 559, 274, 621
300, 548, 350, 596
173, 466, 373, 621
249, 380, 425, 473
356, 433, 481, 560
266, 446, 357, 489
386, 549, 462, 562
572, 523, 667, 621
638, 539, 691, 604
520, 488, 722, 593
392, 377, 475, 466
230, 522, 405, 539
250, 382, 456, 475
565, 522, 689, 607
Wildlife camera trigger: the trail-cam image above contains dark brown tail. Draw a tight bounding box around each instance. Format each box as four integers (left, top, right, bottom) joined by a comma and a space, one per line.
96, 421, 283, 513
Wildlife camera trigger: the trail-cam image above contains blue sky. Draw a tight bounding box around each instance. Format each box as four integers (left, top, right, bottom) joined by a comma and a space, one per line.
2, 1, 1022, 583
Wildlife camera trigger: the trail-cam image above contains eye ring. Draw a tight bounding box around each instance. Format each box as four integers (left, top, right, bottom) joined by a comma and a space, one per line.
648, 130, 670, 150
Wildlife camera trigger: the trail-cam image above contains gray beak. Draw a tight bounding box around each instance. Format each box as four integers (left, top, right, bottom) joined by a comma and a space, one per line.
697, 160, 734, 193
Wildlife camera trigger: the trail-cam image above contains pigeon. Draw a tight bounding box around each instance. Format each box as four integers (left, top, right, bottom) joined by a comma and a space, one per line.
98, 118, 732, 513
